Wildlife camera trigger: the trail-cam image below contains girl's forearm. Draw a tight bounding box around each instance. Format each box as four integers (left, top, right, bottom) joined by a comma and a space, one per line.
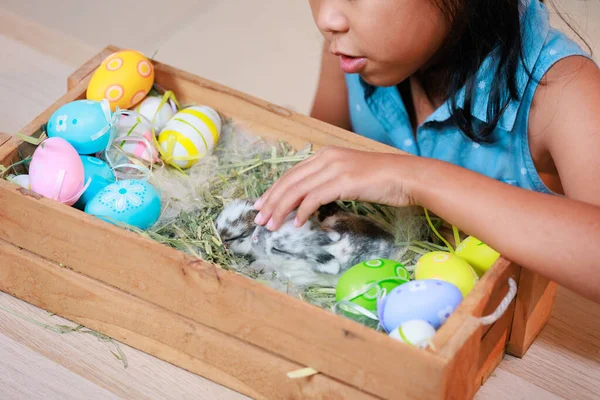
405, 156, 600, 303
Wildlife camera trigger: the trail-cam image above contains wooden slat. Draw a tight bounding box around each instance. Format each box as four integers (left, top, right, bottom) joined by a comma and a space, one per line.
64, 45, 403, 155
0, 133, 11, 149
67, 46, 117, 91
0, 180, 447, 400
0, 239, 377, 400
430, 259, 519, 352
475, 300, 516, 387
506, 270, 557, 357
438, 316, 482, 399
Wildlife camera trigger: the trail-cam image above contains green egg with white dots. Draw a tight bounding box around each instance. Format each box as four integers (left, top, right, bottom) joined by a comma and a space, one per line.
335, 259, 410, 313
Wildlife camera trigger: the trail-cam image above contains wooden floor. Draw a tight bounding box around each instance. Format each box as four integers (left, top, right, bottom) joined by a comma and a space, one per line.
1, 2, 600, 399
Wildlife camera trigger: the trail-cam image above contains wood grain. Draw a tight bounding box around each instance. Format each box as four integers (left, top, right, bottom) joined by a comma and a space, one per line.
507, 269, 558, 357
475, 368, 562, 400
431, 259, 519, 352
0, 179, 448, 400
0, 7, 95, 68
0, 289, 247, 400
500, 287, 600, 400
438, 316, 482, 399
0, 239, 377, 400
0, 333, 119, 400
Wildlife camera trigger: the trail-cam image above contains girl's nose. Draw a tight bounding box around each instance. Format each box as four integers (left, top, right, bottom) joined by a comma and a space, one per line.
315, 1, 349, 35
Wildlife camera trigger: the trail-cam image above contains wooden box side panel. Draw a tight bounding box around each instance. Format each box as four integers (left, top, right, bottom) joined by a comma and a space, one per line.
0, 239, 378, 400
0, 180, 448, 400
507, 270, 557, 357
432, 259, 520, 398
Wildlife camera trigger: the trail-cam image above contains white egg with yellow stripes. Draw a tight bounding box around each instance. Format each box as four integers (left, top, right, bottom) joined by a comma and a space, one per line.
158, 105, 221, 169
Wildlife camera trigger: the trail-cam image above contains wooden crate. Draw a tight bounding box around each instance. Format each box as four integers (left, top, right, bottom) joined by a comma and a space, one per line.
0, 45, 556, 399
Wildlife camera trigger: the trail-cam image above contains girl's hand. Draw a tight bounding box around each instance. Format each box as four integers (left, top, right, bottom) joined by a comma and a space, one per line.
253, 146, 416, 231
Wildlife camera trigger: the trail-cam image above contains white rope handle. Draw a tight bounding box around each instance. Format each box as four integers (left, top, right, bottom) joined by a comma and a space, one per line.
479, 277, 518, 326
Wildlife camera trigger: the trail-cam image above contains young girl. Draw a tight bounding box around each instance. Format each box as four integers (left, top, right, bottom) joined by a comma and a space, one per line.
253, 0, 600, 303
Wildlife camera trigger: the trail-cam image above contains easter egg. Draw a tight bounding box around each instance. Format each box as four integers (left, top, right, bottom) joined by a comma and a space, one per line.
336, 259, 410, 313
73, 156, 116, 210
115, 113, 160, 163
134, 95, 176, 132
29, 137, 85, 205
8, 174, 30, 189
85, 179, 161, 230
414, 251, 479, 297
389, 320, 437, 348
378, 279, 463, 331
455, 236, 500, 277
46, 99, 114, 155
86, 50, 155, 111
158, 105, 222, 169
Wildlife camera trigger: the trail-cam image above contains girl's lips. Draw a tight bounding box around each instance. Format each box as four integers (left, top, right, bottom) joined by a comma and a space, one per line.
339, 55, 367, 74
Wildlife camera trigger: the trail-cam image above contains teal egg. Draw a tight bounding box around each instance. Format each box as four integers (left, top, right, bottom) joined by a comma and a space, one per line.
47, 99, 113, 155
74, 156, 116, 210
85, 179, 161, 230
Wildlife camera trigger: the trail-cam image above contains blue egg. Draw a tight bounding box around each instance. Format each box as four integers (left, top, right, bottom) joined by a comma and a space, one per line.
85, 179, 161, 230
378, 279, 463, 332
47, 99, 113, 155
74, 156, 116, 210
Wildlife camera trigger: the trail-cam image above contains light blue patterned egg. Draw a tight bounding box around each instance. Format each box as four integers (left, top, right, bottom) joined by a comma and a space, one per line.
378, 279, 463, 332
85, 179, 161, 230
47, 99, 114, 155
74, 156, 116, 210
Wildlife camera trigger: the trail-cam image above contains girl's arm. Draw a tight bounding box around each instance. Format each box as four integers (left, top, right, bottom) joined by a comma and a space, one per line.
254, 56, 600, 303
309, 41, 352, 130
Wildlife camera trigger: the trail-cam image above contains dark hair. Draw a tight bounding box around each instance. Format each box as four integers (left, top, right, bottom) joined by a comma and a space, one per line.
425, 0, 591, 143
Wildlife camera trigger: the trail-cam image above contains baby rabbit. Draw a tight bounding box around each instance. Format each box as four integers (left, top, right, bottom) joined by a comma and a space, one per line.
215, 199, 397, 279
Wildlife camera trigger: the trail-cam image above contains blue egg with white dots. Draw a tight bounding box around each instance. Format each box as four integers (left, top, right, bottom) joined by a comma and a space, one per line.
47, 99, 114, 155
378, 279, 463, 332
84, 179, 161, 230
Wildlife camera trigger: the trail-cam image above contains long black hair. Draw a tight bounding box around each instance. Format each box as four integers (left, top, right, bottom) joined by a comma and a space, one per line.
425, 0, 591, 143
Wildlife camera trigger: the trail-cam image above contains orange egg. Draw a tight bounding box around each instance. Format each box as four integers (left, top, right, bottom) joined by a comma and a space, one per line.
86, 50, 155, 111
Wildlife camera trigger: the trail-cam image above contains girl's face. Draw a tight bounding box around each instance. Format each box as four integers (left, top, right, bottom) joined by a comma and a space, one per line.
309, 0, 451, 87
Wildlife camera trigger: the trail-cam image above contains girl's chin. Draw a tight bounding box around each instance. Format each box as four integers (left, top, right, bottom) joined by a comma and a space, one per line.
358, 70, 405, 88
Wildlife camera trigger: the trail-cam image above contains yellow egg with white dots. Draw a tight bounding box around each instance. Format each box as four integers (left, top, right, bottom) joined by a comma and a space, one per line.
158, 105, 222, 169
86, 50, 155, 112
415, 251, 479, 297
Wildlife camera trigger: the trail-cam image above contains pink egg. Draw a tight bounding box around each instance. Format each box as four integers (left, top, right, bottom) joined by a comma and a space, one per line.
29, 137, 86, 205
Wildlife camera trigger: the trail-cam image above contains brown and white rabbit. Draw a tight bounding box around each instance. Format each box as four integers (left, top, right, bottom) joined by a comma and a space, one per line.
215, 199, 397, 284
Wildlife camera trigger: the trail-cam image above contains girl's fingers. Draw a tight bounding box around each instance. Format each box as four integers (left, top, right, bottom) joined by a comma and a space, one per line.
255, 156, 329, 224
263, 168, 341, 230
295, 180, 351, 227
254, 152, 321, 210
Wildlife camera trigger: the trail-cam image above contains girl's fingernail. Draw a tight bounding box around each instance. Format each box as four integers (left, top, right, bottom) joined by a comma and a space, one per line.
254, 212, 264, 225
266, 218, 275, 230
254, 198, 263, 209
293, 217, 301, 227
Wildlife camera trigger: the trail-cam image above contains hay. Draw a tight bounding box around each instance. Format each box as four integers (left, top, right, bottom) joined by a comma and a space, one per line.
129, 118, 444, 312
1, 114, 447, 326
